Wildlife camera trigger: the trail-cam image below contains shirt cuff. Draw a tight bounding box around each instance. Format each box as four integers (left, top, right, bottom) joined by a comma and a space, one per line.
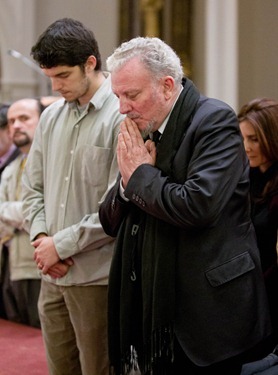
119, 178, 129, 202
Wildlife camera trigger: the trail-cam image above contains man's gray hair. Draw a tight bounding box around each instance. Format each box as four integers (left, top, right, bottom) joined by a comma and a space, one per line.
106, 37, 184, 85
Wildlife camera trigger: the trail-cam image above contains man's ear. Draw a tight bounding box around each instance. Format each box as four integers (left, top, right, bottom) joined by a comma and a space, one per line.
85, 55, 97, 73
163, 76, 175, 100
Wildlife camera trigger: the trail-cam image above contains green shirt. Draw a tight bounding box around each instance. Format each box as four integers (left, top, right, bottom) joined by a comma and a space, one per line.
22, 74, 124, 286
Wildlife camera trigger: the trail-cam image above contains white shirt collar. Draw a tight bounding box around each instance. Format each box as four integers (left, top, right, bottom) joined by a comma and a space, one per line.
157, 85, 183, 135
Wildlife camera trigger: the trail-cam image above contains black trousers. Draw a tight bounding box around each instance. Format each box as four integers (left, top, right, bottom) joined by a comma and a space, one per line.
2, 247, 41, 328
0, 245, 8, 319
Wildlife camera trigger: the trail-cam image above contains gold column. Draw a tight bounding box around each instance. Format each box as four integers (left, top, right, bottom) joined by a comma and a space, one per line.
119, 0, 192, 77
140, 0, 163, 37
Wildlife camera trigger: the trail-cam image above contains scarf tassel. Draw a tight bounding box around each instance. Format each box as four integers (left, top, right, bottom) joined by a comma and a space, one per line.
116, 326, 174, 374
116, 326, 174, 375
145, 325, 175, 374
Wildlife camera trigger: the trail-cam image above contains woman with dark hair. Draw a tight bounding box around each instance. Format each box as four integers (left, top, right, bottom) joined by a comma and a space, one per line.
238, 98, 278, 353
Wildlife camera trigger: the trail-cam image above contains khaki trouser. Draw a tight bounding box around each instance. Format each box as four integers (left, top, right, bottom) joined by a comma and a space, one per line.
38, 279, 109, 375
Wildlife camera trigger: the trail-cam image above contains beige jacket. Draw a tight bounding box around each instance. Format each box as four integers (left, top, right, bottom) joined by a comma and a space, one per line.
0, 154, 40, 280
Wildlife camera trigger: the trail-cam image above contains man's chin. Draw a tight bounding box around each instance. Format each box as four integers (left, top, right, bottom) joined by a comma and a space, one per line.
60, 93, 75, 102
128, 118, 154, 138
13, 138, 30, 148
140, 124, 154, 139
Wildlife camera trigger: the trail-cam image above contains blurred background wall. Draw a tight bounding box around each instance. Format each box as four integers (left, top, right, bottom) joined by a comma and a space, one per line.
0, 0, 277, 112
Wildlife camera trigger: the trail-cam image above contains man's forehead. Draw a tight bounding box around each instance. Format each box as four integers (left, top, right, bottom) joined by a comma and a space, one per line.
42, 65, 76, 76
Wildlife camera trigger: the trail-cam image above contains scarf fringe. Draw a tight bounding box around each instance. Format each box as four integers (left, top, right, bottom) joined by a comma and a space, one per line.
114, 345, 139, 375
146, 324, 174, 375
117, 325, 174, 375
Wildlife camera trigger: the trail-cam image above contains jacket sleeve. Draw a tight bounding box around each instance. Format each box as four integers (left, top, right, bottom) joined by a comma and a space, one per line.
0, 163, 24, 233
0, 201, 24, 229
99, 177, 131, 237
124, 103, 248, 229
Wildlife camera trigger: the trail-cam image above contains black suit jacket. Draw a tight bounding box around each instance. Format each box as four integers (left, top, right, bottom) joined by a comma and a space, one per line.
99, 95, 271, 366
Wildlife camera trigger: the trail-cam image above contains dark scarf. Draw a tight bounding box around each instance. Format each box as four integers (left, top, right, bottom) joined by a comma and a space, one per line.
108, 78, 200, 375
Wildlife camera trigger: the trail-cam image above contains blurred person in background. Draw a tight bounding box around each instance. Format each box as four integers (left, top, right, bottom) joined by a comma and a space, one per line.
0, 103, 20, 319
0, 98, 44, 328
238, 98, 278, 356
0, 104, 20, 177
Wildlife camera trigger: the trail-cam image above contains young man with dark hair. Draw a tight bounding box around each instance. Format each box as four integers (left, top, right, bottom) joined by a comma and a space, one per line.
22, 18, 124, 375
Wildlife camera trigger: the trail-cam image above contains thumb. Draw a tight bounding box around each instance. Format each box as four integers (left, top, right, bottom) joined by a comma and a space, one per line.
63, 257, 74, 266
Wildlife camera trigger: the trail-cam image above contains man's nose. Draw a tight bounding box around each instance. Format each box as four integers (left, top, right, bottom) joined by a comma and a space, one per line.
12, 119, 22, 129
51, 78, 62, 92
119, 99, 132, 114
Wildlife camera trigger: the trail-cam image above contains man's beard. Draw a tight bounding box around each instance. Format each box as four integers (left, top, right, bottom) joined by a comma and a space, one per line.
140, 121, 155, 139
13, 133, 31, 148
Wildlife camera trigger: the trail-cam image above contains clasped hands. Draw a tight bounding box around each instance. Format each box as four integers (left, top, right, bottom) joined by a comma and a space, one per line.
118, 117, 157, 188
33, 235, 73, 278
